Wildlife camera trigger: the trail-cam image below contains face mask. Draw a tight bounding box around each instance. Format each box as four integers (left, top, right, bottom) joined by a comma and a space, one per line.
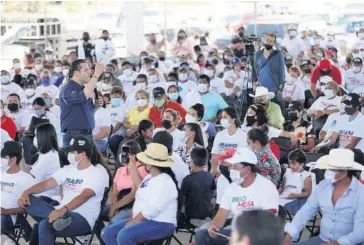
54, 67, 62, 73
41, 77, 51, 86
45, 55, 53, 61
289, 30, 297, 37
111, 98, 122, 107
1, 75, 10, 84
344, 106, 356, 115
25, 88, 35, 97
159, 57, 166, 61
179, 73, 188, 81
221, 119, 231, 128
13, 63, 21, 69
264, 44, 273, 50
197, 83, 208, 93
137, 98, 148, 107
204, 70, 214, 78
1, 158, 10, 173
154, 99, 165, 108
324, 170, 343, 184
168, 92, 179, 101
185, 114, 197, 123
246, 115, 256, 126
162, 119, 172, 129
62, 69, 69, 76
124, 68, 133, 76
7, 103, 19, 112
103, 36, 108, 41
67, 152, 78, 167
353, 66, 361, 73
230, 169, 243, 184
323, 89, 335, 99
34, 109, 45, 117
327, 35, 334, 42
102, 83, 112, 91
135, 83, 147, 91
287, 76, 296, 85
289, 112, 299, 121
149, 75, 158, 83
35, 64, 43, 71
44, 98, 52, 106
359, 33, 364, 40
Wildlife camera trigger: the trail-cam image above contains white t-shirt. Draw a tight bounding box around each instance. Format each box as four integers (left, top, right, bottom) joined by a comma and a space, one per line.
280, 169, 310, 206
93, 107, 112, 140
31, 150, 61, 199
344, 68, 364, 93
223, 70, 246, 96
321, 112, 342, 140
352, 38, 364, 51
171, 152, 189, 189
107, 105, 126, 136
1, 170, 36, 223
308, 96, 341, 112
241, 124, 282, 140
35, 85, 59, 100
178, 80, 197, 101
219, 174, 279, 216
170, 128, 186, 151
6, 109, 26, 130
49, 105, 61, 118
1, 82, 23, 101
333, 113, 364, 150
211, 128, 248, 155
281, 36, 305, 59
282, 83, 305, 102
210, 77, 227, 95
52, 165, 107, 228
21, 95, 37, 110
133, 173, 178, 225
299, 75, 311, 91
352, 85, 364, 97
118, 71, 138, 96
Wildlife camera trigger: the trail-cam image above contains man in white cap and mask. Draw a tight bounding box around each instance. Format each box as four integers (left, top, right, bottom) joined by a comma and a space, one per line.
281, 25, 306, 59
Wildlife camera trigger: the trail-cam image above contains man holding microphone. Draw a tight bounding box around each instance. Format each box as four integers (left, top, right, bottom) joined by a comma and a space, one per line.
59, 60, 105, 147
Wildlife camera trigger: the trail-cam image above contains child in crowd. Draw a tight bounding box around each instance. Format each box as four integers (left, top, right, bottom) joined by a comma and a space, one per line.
180, 147, 216, 226
279, 149, 312, 214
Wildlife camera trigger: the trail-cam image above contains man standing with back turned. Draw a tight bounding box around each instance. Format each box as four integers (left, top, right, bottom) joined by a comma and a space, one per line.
59, 60, 104, 147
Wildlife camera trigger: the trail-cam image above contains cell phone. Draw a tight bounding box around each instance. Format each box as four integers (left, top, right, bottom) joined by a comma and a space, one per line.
215, 232, 229, 239
121, 146, 130, 164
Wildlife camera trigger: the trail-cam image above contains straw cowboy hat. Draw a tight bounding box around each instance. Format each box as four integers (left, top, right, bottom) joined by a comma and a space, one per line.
316, 149, 364, 171
136, 143, 174, 167
249, 87, 275, 99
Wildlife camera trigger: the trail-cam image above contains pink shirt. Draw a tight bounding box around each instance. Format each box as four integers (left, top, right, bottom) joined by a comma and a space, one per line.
113, 165, 148, 191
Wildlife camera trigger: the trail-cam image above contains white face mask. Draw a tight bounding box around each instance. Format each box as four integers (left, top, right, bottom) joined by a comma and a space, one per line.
124, 68, 133, 76
289, 30, 297, 37
359, 33, 364, 40
185, 114, 197, 123
148, 75, 158, 83
1, 158, 10, 173
221, 118, 231, 128
324, 169, 343, 184
137, 98, 148, 107
179, 73, 188, 81
62, 69, 69, 76
230, 169, 244, 184
67, 152, 78, 167
54, 67, 62, 73
13, 63, 21, 69
287, 76, 296, 85
204, 70, 214, 78
135, 83, 147, 91
197, 83, 208, 93
353, 66, 361, 73
323, 89, 335, 99
35, 64, 43, 71
1, 75, 10, 84
102, 83, 112, 91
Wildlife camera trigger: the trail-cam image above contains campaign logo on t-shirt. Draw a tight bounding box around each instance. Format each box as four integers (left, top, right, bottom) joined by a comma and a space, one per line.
1, 181, 15, 193
232, 196, 255, 209
218, 143, 238, 153
64, 178, 83, 192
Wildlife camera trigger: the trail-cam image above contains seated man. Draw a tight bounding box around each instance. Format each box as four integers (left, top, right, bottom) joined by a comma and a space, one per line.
18, 135, 108, 245
284, 149, 364, 245
248, 87, 285, 129
1, 141, 35, 243
195, 148, 279, 245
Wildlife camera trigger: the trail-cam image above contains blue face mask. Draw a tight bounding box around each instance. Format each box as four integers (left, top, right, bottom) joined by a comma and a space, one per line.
111, 98, 122, 107
41, 77, 51, 86
168, 92, 179, 101
44, 98, 52, 106
34, 109, 45, 117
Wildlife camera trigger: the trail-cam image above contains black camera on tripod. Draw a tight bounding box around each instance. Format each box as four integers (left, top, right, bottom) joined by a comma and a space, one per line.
243, 35, 260, 56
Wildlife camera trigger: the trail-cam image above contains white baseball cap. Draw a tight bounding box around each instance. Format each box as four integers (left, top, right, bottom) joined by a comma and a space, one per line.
225, 148, 258, 166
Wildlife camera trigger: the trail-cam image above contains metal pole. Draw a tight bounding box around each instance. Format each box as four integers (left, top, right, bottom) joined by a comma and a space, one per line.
163, 0, 167, 53
44, 2, 48, 47
254, 1, 257, 36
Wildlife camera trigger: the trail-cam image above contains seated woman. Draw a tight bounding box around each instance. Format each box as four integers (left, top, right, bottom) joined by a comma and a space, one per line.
157, 109, 185, 151
279, 149, 312, 214
123, 89, 151, 137
39, 92, 60, 118
93, 91, 111, 153
1, 100, 17, 140
102, 143, 179, 245
107, 140, 148, 223
133, 119, 154, 152
247, 127, 282, 187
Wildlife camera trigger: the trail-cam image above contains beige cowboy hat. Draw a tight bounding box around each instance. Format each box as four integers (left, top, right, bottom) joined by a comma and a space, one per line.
249, 87, 275, 99
316, 149, 364, 171
136, 143, 174, 167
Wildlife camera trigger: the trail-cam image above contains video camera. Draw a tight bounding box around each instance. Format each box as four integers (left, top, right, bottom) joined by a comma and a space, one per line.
283, 107, 299, 132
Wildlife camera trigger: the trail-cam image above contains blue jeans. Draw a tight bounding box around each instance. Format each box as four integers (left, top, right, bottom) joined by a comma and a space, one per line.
294, 236, 324, 245
95, 139, 108, 152
63, 133, 92, 148
195, 228, 231, 245
25, 194, 91, 245
102, 204, 132, 224
101, 218, 175, 245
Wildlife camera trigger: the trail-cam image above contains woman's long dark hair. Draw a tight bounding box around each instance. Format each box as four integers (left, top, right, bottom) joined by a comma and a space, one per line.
223, 107, 241, 128
89, 140, 112, 189
167, 85, 182, 104
185, 123, 204, 147
155, 166, 183, 217
35, 123, 59, 154
249, 104, 269, 126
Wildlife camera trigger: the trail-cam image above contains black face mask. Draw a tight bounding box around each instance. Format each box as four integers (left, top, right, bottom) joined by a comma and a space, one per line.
246, 115, 257, 126
83, 37, 90, 42
102, 36, 108, 41
162, 120, 172, 129
289, 113, 299, 121
286, 64, 293, 70
320, 70, 331, 76
238, 31, 244, 38
345, 107, 357, 115
219, 165, 232, 183
150, 38, 156, 44
212, 59, 219, 65
264, 44, 273, 50
30, 48, 36, 53
159, 57, 166, 61
304, 68, 311, 74
7, 103, 19, 112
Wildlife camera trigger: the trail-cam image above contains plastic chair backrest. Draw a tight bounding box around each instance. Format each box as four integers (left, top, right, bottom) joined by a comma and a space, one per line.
269, 141, 280, 160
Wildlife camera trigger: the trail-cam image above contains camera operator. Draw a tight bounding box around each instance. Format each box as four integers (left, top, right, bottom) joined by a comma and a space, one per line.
229, 26, 246, 58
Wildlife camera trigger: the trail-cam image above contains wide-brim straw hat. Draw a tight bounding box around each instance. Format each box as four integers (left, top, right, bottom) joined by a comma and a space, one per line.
316, 149, 364, 171
136, 143, 174, 167
249, 86, 275, 99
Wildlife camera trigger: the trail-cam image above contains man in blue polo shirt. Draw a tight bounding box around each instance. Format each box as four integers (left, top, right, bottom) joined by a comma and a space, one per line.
59, 60, 104, 147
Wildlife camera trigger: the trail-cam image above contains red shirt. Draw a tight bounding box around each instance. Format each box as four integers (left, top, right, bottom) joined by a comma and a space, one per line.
148, 100, 187, 128
1, 115, 17, 140
310, 64, 342, 85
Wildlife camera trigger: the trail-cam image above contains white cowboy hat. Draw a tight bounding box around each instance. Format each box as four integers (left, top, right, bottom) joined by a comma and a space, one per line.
316, 149, 364, 171
136, 143, 174, 168
249, 87, 275, 99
